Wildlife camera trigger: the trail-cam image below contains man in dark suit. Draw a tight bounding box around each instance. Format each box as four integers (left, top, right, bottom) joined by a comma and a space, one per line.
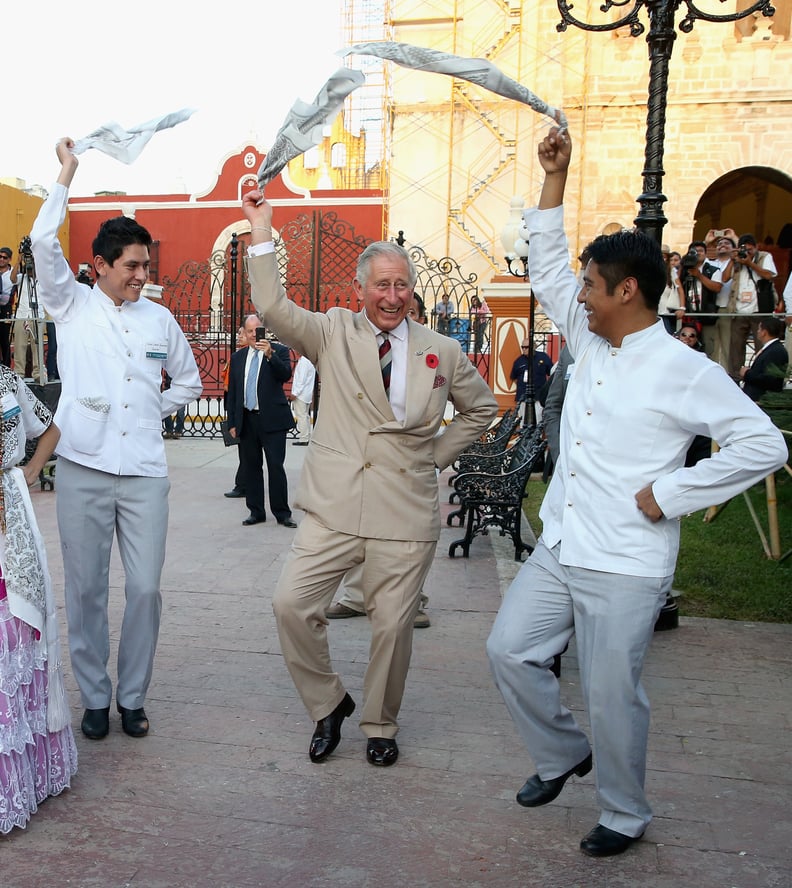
226, 313, 297, 527
740, 316, 789, 402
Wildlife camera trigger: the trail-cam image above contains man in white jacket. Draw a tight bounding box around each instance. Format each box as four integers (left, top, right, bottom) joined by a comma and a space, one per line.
487, 127, 788, 858
31, 138, 202, 742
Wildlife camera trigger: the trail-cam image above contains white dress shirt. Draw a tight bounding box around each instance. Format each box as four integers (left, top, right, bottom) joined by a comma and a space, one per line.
30, 183, 202, 477
366, 315, 408, 423
524, 204, 787, 578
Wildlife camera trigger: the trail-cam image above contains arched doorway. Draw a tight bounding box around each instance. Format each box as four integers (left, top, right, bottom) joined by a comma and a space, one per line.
694, 166, 792, 285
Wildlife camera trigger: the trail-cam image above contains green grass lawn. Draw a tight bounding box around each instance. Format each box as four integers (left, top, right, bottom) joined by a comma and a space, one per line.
523, 468, 792, 623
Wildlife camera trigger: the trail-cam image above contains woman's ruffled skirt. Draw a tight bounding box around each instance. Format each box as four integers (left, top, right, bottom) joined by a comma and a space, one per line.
0, 596, 78, 834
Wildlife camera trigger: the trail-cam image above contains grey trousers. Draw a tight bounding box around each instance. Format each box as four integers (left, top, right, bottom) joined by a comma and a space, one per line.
487, 539, 669, 837
56, 458, 170, 709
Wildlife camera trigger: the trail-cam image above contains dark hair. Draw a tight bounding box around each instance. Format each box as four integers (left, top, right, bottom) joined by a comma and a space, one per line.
585, 229, 666, 310
760, 317, 785, 340
412, 292, 427, 320
737, 233, 757, 247
92, 216, 152, 266
688, 241, 707, 252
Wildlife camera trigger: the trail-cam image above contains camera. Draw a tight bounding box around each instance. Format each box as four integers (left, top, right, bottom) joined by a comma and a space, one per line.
18, 235, 35, 274
681, 247, 698, 269
737, 248, 748, 260
255, 326, 267, 342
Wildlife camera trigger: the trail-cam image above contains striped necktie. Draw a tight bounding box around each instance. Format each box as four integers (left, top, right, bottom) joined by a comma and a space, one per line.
379, 333, 392, 398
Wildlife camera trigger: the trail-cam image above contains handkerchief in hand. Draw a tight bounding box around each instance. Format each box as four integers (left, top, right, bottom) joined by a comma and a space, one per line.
72, 108, 196, 164
340, 42, 566, 129
257, 68, 365, 191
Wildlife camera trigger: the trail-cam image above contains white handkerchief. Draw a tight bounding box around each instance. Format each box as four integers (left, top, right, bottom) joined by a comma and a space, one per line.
72, 108, 196, 164
257, 68, 365, 191
340, 42, 566, 129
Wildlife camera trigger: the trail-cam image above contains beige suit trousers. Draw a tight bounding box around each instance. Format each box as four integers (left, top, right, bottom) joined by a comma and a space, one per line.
273, 513, 435, 738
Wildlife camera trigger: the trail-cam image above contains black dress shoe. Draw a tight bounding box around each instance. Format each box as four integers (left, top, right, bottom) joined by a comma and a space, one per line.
580, 824, 643, 857
117, 704, 150, 738
278, 518, 297, 528
224, 488, 245, 498
242, 514, 266, 526
516, 752, 592, 807
366, 737, 399, 767
81, 707, 110, 740
309, 693, 356, 762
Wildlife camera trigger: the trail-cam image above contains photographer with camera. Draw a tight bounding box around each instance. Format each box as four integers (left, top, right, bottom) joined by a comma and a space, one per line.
721, 233, 778, 381
676, 241, 722, 358
0, 246, 17, 366
225, 314, 297, 528
12, 237, 46, 383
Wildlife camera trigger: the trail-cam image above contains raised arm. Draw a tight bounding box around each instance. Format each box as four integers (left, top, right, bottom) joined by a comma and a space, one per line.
537, 128, 572, 210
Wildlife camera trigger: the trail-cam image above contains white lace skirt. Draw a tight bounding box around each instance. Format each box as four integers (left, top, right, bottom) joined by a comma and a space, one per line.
0, 589, 78, 834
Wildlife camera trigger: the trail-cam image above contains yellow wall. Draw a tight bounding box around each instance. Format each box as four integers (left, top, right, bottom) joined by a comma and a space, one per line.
0, 184, 49, 255
0, 183, 68, 262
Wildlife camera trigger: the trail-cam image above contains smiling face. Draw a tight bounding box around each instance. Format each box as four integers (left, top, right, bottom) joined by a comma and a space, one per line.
354, 255, 413, 332
578, 260, 621, 341
94, 244, 150, 306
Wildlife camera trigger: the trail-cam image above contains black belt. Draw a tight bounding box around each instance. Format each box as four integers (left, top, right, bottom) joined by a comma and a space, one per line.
244, 408, 259, 414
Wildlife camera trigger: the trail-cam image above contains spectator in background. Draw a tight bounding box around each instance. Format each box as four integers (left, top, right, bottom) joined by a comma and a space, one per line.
290, 354, 316, 446
677, 241, 722, 359
657, 245, 684, 334
0, 247, 17, 366
225, 314, 296, 528
433, 292, 454, 335
470, 294, 490, 353
162, 372, 186, 439
784, 270, 792, 360
708, 233, 737, 370
510, 337, 553, 424
224, 326, 248, 498
722, 234, 778, 381
739, 316, 789, 402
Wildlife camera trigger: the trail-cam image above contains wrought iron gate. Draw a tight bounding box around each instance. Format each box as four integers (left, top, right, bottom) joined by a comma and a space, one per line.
160, 210, 373, 437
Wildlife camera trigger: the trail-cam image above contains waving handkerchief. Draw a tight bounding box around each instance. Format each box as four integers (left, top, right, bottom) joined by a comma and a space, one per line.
257, 68, 365, 191
341, 42, 566, 129
71, 107, 196, 164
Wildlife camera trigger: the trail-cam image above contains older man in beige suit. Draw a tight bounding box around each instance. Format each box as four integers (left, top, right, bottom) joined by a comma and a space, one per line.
242, 189, 497, 767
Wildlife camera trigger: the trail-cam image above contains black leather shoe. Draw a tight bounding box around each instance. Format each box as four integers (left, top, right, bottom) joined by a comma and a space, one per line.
117, 704, 150, 738
224, 488, 245, 498
366, 737, 399, 767
309, 693, 356, 762
81, 707, 110, 740
242, 514, 266, 526
278, 518, 297, 528
516, 753, 592, 807
580, 824, 643, 857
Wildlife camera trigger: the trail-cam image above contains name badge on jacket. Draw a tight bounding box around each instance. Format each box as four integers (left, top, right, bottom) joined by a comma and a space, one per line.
146, 341, 168, 360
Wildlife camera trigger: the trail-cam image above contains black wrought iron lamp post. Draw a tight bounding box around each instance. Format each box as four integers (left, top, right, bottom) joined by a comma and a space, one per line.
556, 0, 776, 244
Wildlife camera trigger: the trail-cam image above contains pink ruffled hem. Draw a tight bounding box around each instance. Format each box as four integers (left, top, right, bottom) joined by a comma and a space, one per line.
1, 594, 78, 835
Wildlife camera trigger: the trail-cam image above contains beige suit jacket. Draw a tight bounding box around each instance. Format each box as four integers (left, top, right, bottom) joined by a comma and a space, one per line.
248, 252, 497, 542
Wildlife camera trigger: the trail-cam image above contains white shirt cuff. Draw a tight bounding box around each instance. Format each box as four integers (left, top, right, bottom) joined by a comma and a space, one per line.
247, 241, 276, 257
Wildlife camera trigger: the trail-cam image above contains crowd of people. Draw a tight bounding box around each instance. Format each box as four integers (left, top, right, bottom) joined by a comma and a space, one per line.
660, 230, 791, 389
1, 129, 789, 864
